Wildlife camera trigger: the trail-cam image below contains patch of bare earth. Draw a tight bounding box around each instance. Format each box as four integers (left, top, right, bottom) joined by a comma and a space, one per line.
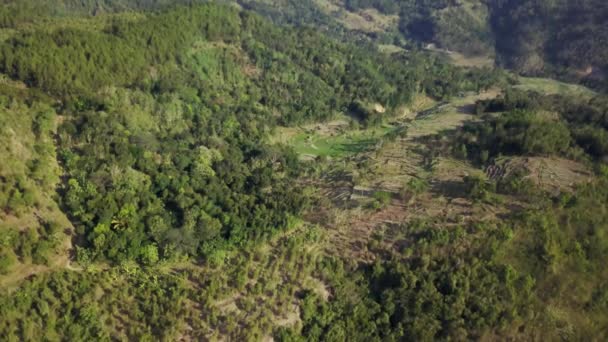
326, 186, 510, 263
305, 276, 331, 301
316, 90, 515, 263
488, 156, 593, 194
302, 119, 350, 137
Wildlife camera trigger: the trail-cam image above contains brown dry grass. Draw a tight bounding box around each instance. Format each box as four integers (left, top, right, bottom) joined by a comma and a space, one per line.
314, 0, 398, 33
448, 51, 495, 68
314, 90, 514, 262
492, 156, 593, 194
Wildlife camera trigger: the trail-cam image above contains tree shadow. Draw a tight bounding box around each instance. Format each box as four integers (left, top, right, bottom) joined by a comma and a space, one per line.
430, 179, 467, 200
332, 138, 377, 155
457, 103, 475, 114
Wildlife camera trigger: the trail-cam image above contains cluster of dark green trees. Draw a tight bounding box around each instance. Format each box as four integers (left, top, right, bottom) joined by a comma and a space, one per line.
338, 0, 608, 89
491, 0, 608, 78
458, 89, 608, 163
425, 88, 608, 169
5, 0, 607, 90
0, 0, 201, 22
344, 0, 478, 51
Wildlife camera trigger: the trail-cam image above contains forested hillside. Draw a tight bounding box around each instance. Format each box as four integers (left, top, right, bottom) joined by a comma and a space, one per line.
3, 0, 606, 89
0, 2, 493, 277
490, 0, 608, 84
242, 0, 608, 89
0, 1, 607, 340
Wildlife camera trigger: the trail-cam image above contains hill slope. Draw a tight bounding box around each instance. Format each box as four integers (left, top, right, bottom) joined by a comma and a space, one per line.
241, 0, 607, 88
2, 0, 606, 88
0, 2, 607, 341
0, 2, 492, 274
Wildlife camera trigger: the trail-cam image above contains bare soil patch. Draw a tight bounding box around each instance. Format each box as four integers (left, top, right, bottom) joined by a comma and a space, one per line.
490, 156, 593, 194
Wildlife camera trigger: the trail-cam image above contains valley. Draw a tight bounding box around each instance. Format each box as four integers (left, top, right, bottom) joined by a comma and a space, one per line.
0, 1, 607, 341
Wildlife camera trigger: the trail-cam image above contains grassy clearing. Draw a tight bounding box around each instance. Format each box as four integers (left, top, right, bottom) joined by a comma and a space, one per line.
448, 51, 495, 68
408, 110, 474, 138
431, 157, 485, 182
277, 91, 492, 160
400, 93, 437, 118
314, 0, 398, 33
378, 44, 405, 54
407, 90, 499, 138
278, 123, 398, 159
426, 46, 495, 68
515, 76, 596, 98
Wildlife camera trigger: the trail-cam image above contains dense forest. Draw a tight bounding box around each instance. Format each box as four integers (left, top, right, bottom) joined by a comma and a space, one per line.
2, 0, 606, 88
0, 2, 499, 265
264, 0, 608, 89
0, 1, 607, 340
